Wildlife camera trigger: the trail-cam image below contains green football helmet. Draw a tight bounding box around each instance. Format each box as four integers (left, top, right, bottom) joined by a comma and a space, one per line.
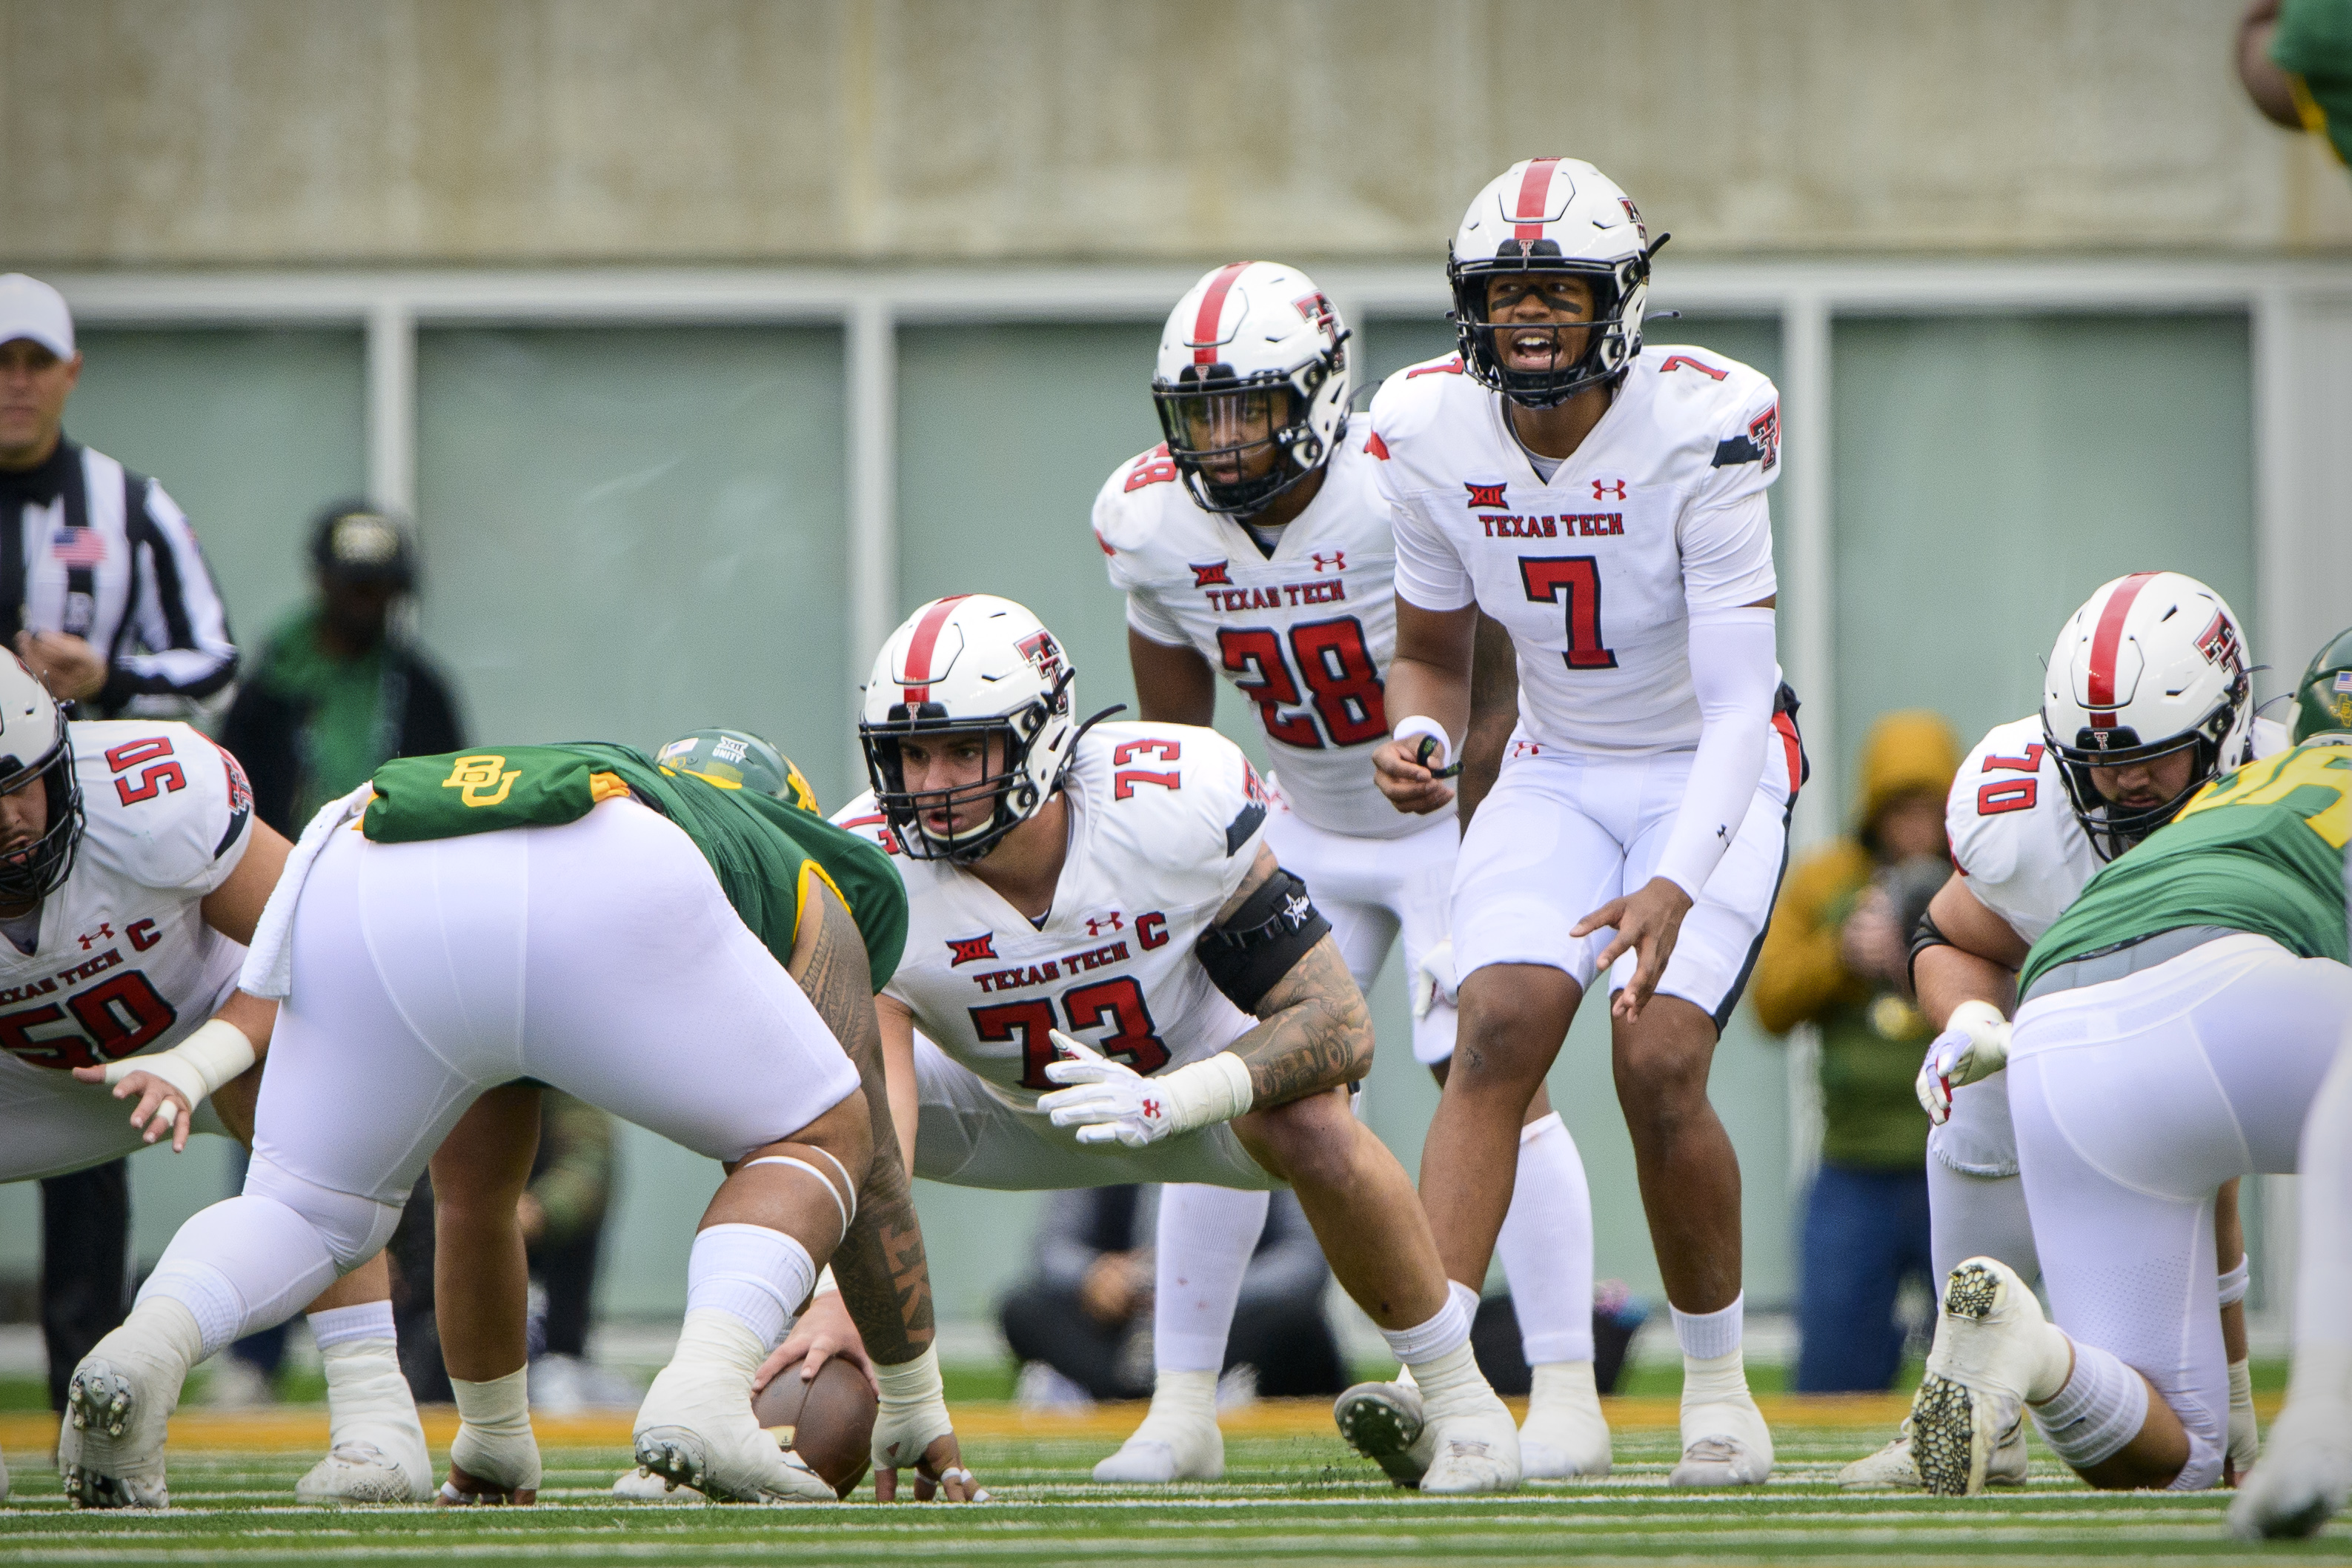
657, 728, 820, 812
2289, 626, 2352, 744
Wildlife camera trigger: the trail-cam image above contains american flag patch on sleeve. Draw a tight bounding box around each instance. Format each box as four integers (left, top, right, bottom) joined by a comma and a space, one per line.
50, 529, 107, 568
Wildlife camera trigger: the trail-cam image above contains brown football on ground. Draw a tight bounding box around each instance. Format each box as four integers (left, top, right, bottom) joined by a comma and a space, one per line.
749, 1356, 876, 1498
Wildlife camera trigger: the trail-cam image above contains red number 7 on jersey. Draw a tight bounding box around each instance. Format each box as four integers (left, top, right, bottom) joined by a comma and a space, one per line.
1519, 557, 1619, 671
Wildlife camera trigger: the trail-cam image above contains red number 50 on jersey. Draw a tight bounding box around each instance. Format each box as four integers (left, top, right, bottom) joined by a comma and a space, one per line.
105, 736, 187, 806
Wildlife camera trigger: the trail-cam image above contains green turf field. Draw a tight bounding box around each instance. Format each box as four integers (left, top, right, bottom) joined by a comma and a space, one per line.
4, 1415, 2347, 1567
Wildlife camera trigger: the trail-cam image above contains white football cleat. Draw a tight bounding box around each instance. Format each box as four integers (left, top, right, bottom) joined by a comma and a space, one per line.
1518, 1362, 1612, 1480
634, 1360, 835, 1504
60, 1342, 189, 1507
1909, 1258, 2047, 1497
302, 1341, 435, 1504
299, 1440, 432, 1504
1092, 1407, 1223, 1484
613, 1465, 706, 1501
2229, 1399, 2352, 1541
1837, 1418, 2028, 1490
1668, 1394, 1775, 1489
1335, 1381, 1432, 1487
1417, 1382, 1522, 1495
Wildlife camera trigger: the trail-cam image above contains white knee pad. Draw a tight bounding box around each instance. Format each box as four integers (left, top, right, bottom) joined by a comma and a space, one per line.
246, 1154, 404, 1270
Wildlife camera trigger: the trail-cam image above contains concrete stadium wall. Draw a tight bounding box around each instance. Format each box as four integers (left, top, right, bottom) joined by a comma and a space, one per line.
5, 0, 2351, 268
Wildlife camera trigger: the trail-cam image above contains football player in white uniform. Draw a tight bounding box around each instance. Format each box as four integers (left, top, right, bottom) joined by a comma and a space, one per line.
1090, 262, 1608, 1481
0, 654, 430, 1507
1840, 573, 2280, 1490
800, 593, 1522, 1493
1363, 157, 1797, 1487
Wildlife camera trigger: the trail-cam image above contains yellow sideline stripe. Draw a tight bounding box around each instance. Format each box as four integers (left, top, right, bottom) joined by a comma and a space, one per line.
0, 1392, 2291, 1453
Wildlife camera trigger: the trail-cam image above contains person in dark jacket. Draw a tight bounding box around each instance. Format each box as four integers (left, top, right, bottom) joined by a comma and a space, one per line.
219, 502, 464, 836
998, 1186, 1344, 1403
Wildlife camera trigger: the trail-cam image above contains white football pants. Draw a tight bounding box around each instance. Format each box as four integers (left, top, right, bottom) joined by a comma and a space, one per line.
2010, 933, 2352, 1491
139, 799, 862, 1357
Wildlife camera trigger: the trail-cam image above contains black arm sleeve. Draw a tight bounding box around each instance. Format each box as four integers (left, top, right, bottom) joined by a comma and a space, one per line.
1907, 906, 1956, 997
1194, 866, 1332, 1014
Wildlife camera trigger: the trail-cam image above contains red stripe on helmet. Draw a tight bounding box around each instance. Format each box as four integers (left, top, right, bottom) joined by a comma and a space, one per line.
899, 594, 970, 705
1191, 262, 1252, 366
1512, 157, 1562, 242
2084, 572, 2157, 725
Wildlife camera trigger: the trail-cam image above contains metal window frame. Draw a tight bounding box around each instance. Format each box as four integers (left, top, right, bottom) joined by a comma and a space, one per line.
56, 255, 2350, 846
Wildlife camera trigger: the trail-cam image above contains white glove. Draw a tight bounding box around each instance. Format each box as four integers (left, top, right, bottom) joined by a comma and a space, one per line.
1915, 1000, 2013, 1126
1038, 1032, 1253, 1149
2228, 1356, 2259, 1477
1413, 937, 1458, 1023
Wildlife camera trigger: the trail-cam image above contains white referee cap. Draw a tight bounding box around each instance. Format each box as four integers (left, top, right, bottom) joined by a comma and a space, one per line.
0, 274, 75, 359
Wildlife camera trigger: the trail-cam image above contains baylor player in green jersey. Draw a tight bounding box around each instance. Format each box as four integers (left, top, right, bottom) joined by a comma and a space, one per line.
1904, 634, 2352, 1500
411, 732, 928, 1504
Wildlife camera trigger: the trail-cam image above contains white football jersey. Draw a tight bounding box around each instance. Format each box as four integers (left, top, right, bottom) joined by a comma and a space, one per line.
835, 721, 1268, 1109
1371, 346, 1781, 755
1096, 429, 1415, 840
1947, 713, 2289, 943
0, 721, 252, 1076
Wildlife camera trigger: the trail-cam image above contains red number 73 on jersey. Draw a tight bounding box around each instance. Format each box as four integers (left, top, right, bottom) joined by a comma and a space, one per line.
971, 975, 1171, 1089
104, 736, 186, 806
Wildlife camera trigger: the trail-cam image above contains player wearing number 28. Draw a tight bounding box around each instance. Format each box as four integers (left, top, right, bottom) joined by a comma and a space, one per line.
0, 651, 428, 1509
820, 593, 1522, 1492
1363, 156, 1798, 1489
1088, 262, 1608, 1484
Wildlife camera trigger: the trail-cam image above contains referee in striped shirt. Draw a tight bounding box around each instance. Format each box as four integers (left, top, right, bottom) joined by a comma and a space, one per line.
0, 270, 241, 1419
0, 273, 237, 715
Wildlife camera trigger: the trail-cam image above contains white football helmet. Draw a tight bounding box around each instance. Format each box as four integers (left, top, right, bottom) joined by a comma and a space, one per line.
0, 650, 82, 902
859, 594, 1080, 862
1447, 157, 1661, 408
2042, 571, 2256, 861
1152, 260, 1352, 516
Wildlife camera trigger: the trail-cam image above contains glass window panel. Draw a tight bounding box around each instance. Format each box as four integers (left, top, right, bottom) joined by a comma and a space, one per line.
416, 325, 848, 1320
1831, 315, 2255, 800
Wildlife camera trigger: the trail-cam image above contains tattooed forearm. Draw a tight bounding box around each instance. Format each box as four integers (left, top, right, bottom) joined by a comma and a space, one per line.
1223, 933, 1373, 1106
791, 885, 936, 1363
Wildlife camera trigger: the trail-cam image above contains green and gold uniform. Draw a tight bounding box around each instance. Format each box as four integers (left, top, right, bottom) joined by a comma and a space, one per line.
2273, 0, 2352, 168
362, 743, 906, 990
2020, 741, 2352, 995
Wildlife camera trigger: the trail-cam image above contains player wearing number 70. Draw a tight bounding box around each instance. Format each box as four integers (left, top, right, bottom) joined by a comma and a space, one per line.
0, 651, 430, 1509
1089, 262, 1610, 1485
801, 593, 1524, 1493
1365, 157, 1797, 1489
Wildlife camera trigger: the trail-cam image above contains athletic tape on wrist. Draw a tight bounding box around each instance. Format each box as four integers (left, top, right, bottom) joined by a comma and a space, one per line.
100, 1017, 256, 1112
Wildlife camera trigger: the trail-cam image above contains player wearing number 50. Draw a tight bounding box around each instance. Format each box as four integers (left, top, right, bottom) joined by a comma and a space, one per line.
1910, 632, 2352, 1503
808, 594, 1523, 1493
1366, 157, 1797, 1489
0, 653, 426, 1509
1092, 263, 1608, 1484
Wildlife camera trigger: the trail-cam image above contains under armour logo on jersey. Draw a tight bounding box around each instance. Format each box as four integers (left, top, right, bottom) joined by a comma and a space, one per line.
1464, 481, 1508, 509
1141, 1097, 1163, 1120
1191, 561, 1232, 588
1310, 551, 1345, 574
77, 924, 116, 951
1086, 912, 1124, 937
946, 934, 999, 966
1592, 479, 1627, 501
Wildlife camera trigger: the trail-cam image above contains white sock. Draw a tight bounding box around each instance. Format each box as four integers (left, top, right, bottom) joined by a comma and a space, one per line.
451, 1366, 532, 1444
308, 1300, 396, 1351
2022, 1318, 2076, 1405
685, 1223, 814, 1349
2030, 1336, 2147, 1468
1382, 1279, 1475, 1369
320, 1335, 417, 1438
1681, 1349, 1750, 1409
1529, 1359, 1604, 1418
1153, 1185, 1268, 1374
136, 1195, 339, 1361
1672, 1293, 1743, 1362
110, 1298, 205, 1376
1140, 1368, 1218, 1429
1495, 1114, 1595, 1364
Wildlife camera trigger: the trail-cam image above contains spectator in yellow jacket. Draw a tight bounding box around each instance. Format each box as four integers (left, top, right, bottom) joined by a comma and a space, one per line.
1753, 710, 1959, 1392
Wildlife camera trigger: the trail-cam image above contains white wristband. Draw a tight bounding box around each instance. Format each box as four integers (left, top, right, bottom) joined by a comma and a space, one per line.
1160, 1052, 1256, 1132
101, 1017, 256, 1113
871, 1343, 954, 1470
1391, 715, 1452, 774
2216, 1256, 2251, 1309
